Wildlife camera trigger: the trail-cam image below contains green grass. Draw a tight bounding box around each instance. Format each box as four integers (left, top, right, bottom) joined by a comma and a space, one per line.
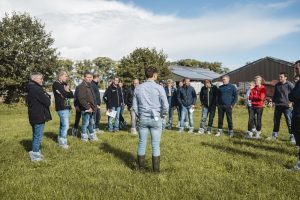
0, 104, 299, 200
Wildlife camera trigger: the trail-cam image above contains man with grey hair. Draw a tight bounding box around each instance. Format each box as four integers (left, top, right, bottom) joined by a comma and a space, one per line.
26, 72, 52, 161
52, 70, 74, 149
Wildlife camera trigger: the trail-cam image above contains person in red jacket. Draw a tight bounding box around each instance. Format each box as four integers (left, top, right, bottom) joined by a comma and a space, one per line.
246, 75, 267, 139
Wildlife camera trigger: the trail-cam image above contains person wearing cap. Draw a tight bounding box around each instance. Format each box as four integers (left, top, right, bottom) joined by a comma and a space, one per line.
289, 60, 300, 170
198, 79, 218, 135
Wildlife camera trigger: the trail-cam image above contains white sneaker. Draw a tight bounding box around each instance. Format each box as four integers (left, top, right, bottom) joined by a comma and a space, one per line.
72, 128, 78, 137
178, 128, 184, 133
59, 144, 69, 149
229, 130, 234, 138
215, 129, 222, 137
131, 128, 137, 135
289, 134, 296, 144
188, 129, 194, 134
255, 131, 261, 139
198, 128, 204, 135
29, 151, 43, 162
184, 122, 189, 128
245, 131, 253, 139
207, 131, 212, 135
266, 132, 278, 141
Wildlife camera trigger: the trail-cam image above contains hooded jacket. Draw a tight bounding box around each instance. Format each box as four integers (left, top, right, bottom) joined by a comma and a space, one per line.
249, 85, 267, 108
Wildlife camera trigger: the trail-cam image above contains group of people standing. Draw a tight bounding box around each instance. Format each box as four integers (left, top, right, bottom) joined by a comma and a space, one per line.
26, 60, 300, 172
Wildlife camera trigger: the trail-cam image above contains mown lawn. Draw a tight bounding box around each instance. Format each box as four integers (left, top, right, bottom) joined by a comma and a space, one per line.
0, 104, 299, 200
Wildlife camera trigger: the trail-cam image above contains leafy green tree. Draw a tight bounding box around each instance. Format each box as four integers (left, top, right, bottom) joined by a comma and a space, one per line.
74, 59, 94, 84
93, 57, 116, 82
117, 47, 171, 86
175, 59, 228, 74
56, 58, 76, 87
0, 12, 58, 103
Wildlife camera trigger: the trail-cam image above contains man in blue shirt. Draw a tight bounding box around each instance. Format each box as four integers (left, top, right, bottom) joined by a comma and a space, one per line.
132, 67, 169, 172
216, 75, 237, 137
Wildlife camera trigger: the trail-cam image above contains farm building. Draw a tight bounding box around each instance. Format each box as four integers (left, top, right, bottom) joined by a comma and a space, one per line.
213, 57, 295, 84
169, 65, 222, 94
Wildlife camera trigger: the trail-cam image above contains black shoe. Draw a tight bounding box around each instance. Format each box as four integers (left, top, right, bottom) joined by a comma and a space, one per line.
152, 156, 160, 172
138, 155, 145, 170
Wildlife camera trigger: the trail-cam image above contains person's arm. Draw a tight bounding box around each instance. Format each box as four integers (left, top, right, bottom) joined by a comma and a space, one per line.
106, 88, 113, 109
34, 88, 51, 107
132, 90, 138, 116
53, 82, 73, 98
78, 85, 91, 110
231, 85, 238, 106
272, 84, 278, 103
200, 87, 204, 105
192, 87, 197, 106
177, 88, 182, 106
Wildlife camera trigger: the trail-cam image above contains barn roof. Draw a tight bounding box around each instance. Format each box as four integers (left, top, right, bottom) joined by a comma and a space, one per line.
169, 65, 222, 81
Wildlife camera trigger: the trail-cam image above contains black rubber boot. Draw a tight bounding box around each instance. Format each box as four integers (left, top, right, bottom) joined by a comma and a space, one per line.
152, 156, 160, 172
137, 155, 145, 170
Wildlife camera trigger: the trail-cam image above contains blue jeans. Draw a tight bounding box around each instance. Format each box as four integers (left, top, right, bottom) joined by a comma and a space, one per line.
81, 111, 95, 140
200, 106, 216, 131
31, 123, 45, 152
138, 116, 162, 156
273, 106, 292, 134
108, 107, 121, 132
57, 109, 71, 145
180, 105, 194, 129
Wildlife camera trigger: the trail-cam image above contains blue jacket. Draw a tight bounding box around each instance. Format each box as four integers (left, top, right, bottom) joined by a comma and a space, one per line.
217, 83, 237, 106
289, 81, 300, 117
177, 85, 197, 107
164, 86, 177, 107
91, 80, 101, 105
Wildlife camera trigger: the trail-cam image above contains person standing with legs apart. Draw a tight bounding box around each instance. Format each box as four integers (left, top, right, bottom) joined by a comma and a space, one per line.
164, 79, 177, 130
132, 67, 169, 172
216, 75, 237, 137
91, 74, 104, 134
126, 79, 140, 134
27, 72, 52, 161
289, 60, 300, 170
52, 71, 74, 149
267, 72, 295, 144
103, 77, 124, 132
198, 80, 217, 135
246, 76, 266, 139
78, 71, 98, 142
177, 78, 197, 133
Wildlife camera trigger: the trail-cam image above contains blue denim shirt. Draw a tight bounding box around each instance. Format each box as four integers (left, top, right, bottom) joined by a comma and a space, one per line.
132, 80, 169, 118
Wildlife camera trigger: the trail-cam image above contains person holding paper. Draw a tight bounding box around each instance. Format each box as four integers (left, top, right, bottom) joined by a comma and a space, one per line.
132, 67, 169, 172
77, 71, 98, 142
177, 78, 197, 133
103, 77, 124, 132
216, 75, 237, 137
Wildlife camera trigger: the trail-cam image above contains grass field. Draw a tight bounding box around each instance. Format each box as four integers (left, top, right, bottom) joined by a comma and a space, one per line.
0, 104, 299, 200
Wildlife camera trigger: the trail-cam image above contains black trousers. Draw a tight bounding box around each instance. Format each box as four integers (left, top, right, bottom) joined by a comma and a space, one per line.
94, 107, 101, 129
218, 105, 233, 130
74, 110, 81, 129
248, 107, 263, 131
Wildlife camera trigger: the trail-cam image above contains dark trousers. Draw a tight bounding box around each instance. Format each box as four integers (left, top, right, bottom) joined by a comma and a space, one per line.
273, 106, 292, 133
94, 107, 101, 129
247, 106, 257, 130
291, 115, 300, 149
218, 105, 233, 130
248, 107, 263, 131
74, 110, 81, 129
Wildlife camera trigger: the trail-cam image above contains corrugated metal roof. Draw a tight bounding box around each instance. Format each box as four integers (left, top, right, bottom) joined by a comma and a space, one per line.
170, 65, 222, 80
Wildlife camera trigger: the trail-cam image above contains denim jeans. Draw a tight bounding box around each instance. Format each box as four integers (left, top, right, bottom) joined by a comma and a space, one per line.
108, 107, 121, 132
94, 107, 101, 129
177, 106, 187, 123
200, 106, 216, 131
57, 109, 71, 145
31, 123, 45, 152
130, 109, 137, 129
273, 106, 292, 134
137, 116, 162, 156
179, 105, 194, 130
81, 111, 95, 140
218, 105, 233, 130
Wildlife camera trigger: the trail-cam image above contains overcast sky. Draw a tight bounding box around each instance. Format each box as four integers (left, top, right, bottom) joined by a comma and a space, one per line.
1, 0, 300, 69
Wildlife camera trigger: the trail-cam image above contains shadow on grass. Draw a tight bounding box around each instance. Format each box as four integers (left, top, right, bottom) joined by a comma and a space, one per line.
19, 139, 31, 151
232, 139, 294, 155
44, 132, 57, 143
201, 141, 262, 159
100, 142, 136, 170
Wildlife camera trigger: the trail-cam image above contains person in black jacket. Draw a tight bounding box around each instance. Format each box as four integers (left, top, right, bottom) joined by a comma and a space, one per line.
267, 72, 295, 143
72, 85, 81, 136
126, 79, 139, 134
103, 77, 124, 132
26, 72, 52, 161
198, 80, 217, 135
91, 74, 103, 133
52, 71, 74, 149
164, 79, 177, 130
177, 78, 197, 133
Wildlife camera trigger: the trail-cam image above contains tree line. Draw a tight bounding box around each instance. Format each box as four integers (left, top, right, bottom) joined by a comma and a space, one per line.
0, 12, 230, 103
